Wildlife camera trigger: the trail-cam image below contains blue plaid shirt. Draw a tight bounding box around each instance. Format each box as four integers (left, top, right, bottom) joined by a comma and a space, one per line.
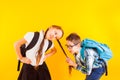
75, 48, 103, 75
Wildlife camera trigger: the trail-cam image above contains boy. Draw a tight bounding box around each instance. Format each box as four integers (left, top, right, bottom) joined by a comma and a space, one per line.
66, 33, 105, 80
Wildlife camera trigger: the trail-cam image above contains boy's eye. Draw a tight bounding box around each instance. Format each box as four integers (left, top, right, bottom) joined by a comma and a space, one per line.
55, 32, 57, 35
65, 42, 80, 49
65, 45, 74, 48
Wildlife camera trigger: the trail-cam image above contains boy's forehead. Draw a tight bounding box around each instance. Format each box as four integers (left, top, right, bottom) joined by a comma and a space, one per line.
66, 40, 74, 44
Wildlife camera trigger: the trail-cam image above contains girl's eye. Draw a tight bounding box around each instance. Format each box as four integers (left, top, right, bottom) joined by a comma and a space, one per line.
54, 32, 58, 39
55, 32, 57, 35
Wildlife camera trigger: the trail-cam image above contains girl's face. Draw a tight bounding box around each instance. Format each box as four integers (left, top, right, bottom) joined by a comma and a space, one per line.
66, 40, 80, 54
46, 27, 63, 41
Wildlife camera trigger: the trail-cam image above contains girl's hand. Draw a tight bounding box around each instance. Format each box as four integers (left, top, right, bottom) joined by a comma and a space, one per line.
20, 57, 31, 64
43, 55, 47, 62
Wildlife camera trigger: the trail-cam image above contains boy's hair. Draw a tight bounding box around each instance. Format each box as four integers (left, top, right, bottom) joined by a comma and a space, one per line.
66, 33, 81, 44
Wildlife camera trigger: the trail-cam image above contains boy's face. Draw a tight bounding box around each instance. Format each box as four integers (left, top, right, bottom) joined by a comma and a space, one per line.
66, 40, 80, 54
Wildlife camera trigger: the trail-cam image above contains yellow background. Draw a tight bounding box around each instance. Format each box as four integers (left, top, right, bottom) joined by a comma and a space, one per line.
0, 0, 120, 80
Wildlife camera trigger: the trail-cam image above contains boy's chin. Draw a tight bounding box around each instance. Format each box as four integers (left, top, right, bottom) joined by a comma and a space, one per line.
72, 52, 76, 55
73, 52, 78, 55
69, 51, 74, 54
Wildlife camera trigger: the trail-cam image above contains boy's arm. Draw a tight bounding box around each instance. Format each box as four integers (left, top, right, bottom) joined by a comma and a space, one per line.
66, 58, 78, 68
79, 49, 94, 75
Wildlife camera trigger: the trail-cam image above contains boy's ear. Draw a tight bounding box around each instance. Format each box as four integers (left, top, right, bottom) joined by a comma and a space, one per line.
78, 43, 81, 47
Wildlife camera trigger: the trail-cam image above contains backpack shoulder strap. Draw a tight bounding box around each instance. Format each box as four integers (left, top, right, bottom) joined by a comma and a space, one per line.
46, 40, 52, 52
26, 31, 39, 50
17, 32, 39, 71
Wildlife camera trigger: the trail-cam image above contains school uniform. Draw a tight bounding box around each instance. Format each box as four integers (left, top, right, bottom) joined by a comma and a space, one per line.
18, 31, 54, 80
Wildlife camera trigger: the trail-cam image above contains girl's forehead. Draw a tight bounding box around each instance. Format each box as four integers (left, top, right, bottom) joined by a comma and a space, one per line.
53, 28, 59, 31
49, 27, 57, 31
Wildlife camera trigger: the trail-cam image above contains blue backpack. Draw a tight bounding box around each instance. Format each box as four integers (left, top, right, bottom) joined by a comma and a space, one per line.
80, 39, 112, 61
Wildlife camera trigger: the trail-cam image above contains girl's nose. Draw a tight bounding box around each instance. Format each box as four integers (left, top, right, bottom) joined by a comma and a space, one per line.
53, 35, 57, 39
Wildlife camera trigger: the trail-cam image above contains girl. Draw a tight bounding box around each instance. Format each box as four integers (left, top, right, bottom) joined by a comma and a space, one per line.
14, 25, 64, 80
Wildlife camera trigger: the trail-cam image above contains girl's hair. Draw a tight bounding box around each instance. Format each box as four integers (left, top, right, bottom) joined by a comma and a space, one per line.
51, 25, 64, 39
35, 29, 49, 68
35, 25, 63, 68
66, 33, 81, 44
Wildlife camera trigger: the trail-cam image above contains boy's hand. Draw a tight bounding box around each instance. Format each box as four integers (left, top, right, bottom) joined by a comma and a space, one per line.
66, 58, 77, 68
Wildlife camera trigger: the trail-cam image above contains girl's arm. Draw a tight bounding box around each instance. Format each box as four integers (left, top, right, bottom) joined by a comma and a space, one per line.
43, 47, 57, 60
14, 38, 31, 64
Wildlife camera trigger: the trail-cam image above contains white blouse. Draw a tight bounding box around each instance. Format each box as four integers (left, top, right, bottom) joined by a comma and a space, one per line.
24, 30, 54, 66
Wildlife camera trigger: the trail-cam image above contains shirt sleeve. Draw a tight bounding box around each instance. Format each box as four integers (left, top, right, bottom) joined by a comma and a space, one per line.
83, 49, 95, 75
76, 49, 95, 75
24, 32, 34, 44
75, 60, 88, 74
